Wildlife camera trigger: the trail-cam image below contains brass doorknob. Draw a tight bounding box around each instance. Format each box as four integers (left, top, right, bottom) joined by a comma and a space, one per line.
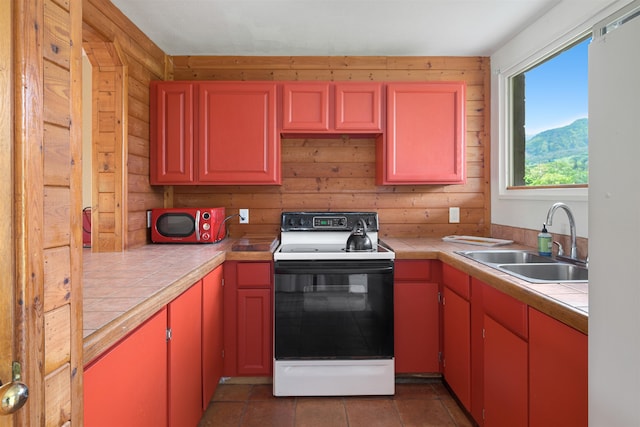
0, 362, 28, 415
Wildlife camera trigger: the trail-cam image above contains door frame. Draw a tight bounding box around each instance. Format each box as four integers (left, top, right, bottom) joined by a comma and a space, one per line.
0, 2, 15, 426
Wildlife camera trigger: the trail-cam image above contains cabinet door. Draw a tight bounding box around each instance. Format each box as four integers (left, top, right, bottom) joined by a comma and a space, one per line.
483, 315, 528, 427
168, 282, 203, 427
529, 308, 587, 427
84, 308, 168, 427
442, 286, 471, 410
150, 81, 195, 184
282, 83, 330, 131
223, 261, 273, 377
202, 266, 223, 410
334, 82, 382, 131
395, 281, 440, 373
382, 82, 465, 184
198, 82, 280, 184
236, 288, 272, 375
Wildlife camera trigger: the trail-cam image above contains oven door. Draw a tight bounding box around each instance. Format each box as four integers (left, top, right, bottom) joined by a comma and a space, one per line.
274, 259, 394, 360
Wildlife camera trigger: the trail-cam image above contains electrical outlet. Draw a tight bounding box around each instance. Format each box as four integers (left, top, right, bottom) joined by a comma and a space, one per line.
239, 209, 249, 224
449, 207, 460, 223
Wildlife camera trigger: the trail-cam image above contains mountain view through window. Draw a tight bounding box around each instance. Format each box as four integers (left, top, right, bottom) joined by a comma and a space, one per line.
512, 36, 590, 187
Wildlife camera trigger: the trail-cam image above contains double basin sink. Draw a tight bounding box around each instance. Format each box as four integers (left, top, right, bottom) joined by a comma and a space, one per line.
455, 249, 588, 283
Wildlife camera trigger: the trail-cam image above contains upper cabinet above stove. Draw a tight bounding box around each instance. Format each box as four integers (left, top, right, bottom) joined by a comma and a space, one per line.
281, 82, 382, 133
150, 80, 465, 186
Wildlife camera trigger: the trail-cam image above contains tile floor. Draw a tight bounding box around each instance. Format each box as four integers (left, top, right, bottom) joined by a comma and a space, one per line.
198, 379, 474, 427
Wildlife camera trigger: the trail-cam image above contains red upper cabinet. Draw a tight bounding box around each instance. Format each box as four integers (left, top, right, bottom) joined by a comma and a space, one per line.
334, 83, 382, 131
282, 82, 382, 133
150, 81, 280, 185
150, 81, 195, 184
282, 83, 330, 131
380, 82, 466, 185
198, 82, 280, 184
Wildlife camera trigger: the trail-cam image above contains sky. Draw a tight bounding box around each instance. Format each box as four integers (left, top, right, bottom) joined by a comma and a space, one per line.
524, 37, 590, 136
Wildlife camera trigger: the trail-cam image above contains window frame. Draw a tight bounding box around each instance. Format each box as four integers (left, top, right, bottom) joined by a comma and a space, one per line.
497, 31, 591, 202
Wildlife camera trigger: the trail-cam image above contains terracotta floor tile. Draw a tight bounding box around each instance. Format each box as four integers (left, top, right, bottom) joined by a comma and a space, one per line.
200, 380, 472, 426
249, 384, 279, 401
440, 397, 474, 427
240, 399, 295, 427
345, 398, 402, 427
395, 383, 439, 400
198, 402, 245, 427
396, 399, 456, 427
294, 398, 348, 427
213, 384, 254, 402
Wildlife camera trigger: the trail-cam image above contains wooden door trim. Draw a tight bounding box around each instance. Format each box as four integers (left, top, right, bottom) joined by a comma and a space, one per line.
0, 3, 15, 425
13, 0, 45, 424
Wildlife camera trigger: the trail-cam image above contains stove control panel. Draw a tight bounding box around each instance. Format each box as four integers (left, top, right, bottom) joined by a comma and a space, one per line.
313, 216, 347, 228
281, 212, 379, 232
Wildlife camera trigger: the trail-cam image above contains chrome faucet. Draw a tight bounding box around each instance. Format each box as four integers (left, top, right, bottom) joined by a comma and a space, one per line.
545, 202, 577, 259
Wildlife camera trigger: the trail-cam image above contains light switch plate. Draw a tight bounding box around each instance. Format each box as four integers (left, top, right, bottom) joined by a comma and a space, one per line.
449, 207, 460, 223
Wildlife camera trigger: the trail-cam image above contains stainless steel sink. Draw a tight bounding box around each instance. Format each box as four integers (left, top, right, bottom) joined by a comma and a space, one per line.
455, 250, 556, 265
497, 263, 588, 283
455, 249, 588, 283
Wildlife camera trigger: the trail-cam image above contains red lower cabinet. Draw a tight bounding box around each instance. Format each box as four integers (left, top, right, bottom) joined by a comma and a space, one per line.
85, 270, 226, 426
442, 286, 471, 410
223, 261, 273, 376
236, 288, 272, 375
483, 315, 528, 427
394, 260, 440, 373
202, 266, 224, 410
529, 308, 587, 427
84, 308, 168, 427
442, 264, 471, 411
168, 281, 204, 427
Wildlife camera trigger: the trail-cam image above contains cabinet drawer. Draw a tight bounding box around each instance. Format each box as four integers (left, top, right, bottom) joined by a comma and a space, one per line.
442, 263, 470, 300
478, 278, 528, 339
395, 260, 432, 281
236, 262, 272, 288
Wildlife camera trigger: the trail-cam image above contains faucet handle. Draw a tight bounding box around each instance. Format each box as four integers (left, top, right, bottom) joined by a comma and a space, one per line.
552, 241, 564, 256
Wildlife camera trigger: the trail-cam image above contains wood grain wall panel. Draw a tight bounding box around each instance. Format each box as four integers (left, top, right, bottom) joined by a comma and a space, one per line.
44, 304, 71, 373
44, 186, 71, 248
83, 0, 167, 250
43, 61, 71, 127
43, 123, 72, 186
44, 364, 72, 426
170, 56, 490, 238
15, 0, 81, 421
43, 246, 72, 312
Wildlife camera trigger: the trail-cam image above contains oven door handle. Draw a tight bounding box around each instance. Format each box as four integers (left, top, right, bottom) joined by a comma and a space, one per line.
275, 263, 393, 275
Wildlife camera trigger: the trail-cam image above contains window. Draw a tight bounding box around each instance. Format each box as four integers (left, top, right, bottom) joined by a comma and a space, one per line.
509, 36, 590, 187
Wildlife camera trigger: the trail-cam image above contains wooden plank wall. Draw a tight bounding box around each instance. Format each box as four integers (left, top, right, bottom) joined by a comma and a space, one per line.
13, 0, 83, 424
82, 0, 166, 250
84, 42, 126, 252
170, 57, 491, 239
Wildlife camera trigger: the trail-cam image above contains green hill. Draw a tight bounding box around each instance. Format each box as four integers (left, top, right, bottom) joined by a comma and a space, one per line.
524, 118, 588, 186
526, 118, 588, 163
